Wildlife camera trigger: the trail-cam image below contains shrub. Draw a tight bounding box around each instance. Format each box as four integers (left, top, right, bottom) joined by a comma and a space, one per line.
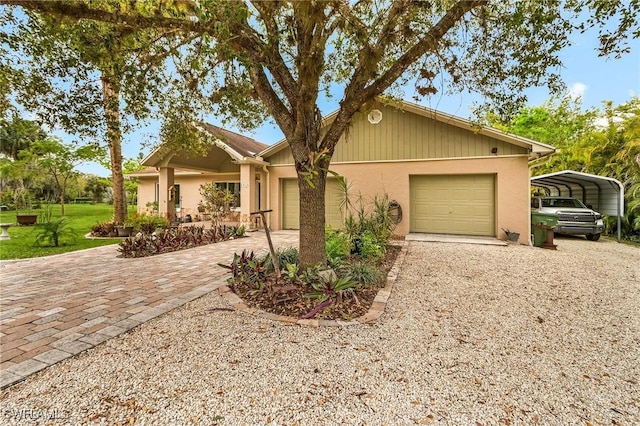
219, 250, 269, 291
127, 213, 170, 234
262, 247, 299, 272
325, 227, 350, 267
34, 217, 77, 247
338, 261, 384, 287
356, 230, 385, 261
91, 221, 116, 237
305, 274, 361, 303
344, 193, 396, 258
117, 225, 242, 258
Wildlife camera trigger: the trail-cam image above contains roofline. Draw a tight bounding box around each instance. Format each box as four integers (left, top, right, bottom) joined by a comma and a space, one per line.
258, 97, 556, 158
126, 169, 209, 178
192, 123, 245, 162
531, 170, 624, 189
142, 122, 270, 168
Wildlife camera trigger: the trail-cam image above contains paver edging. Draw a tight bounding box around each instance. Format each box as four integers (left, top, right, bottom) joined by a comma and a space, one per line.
218, 240, 409, 327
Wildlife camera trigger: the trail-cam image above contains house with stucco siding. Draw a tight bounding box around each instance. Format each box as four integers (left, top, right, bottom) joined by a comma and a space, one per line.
130, 99, 555, 243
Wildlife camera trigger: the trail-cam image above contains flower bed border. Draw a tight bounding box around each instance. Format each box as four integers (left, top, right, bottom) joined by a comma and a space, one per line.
217, 241, 409, 327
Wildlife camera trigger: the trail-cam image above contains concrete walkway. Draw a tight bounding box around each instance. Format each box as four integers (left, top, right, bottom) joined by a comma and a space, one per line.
0, 231, 299, 389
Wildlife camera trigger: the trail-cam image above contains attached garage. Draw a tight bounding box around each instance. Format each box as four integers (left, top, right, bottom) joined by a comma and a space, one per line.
281, 178, 343, 229
410, 174, 496, 236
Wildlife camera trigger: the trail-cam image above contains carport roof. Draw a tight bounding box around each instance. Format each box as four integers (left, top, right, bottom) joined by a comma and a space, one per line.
530, 170, 624, 217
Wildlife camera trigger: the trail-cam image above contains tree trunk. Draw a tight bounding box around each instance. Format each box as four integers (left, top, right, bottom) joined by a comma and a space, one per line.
101, 71, 127, 225
297, 168, 328, 268
59, 192, 65, 216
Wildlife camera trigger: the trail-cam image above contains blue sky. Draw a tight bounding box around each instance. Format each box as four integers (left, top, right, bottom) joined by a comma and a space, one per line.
75, 26, 640, 177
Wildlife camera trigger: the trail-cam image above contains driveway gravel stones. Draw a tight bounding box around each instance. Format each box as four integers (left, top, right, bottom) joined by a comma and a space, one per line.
1, 237, 638, 425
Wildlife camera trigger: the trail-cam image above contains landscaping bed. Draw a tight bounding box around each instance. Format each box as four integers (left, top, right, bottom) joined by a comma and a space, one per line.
229, 244, 401, 320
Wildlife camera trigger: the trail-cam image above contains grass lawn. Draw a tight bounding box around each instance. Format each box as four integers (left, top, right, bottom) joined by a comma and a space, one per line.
0, 203, 136, 260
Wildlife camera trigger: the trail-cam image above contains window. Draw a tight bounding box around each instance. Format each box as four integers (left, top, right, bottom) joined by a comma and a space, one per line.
215, 182, 241, 208
155, 183, 181, 207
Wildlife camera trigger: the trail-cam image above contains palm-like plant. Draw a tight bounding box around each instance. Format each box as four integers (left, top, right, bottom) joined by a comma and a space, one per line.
34, 217, 77, 247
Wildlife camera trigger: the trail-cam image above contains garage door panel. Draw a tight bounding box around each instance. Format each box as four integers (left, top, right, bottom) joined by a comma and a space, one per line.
281, 179, 342, 230
282, 179, 299, 229
410, 174, 495, 236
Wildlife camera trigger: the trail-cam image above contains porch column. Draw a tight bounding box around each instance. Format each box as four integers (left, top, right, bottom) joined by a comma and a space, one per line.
158, 166, 176, 222
240, 164, 256, 229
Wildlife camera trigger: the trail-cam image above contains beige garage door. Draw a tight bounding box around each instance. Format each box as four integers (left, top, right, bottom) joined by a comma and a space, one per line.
282, 178, 343, 230
410, 174, 495, 236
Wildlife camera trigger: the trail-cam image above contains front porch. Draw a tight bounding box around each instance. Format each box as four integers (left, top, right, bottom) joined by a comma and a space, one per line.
133, 123, 270, 229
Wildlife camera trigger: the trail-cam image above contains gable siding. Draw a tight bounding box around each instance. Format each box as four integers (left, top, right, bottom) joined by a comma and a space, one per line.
265, 105, 528, 165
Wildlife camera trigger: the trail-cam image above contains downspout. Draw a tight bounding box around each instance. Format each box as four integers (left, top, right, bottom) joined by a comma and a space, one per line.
262, 165, 271, 228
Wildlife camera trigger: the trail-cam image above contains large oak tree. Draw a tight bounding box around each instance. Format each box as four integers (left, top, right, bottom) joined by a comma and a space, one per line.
2, 0, 637, 265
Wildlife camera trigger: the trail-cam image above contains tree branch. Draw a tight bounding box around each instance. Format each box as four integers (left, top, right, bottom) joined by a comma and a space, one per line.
2, 0, 204, 32
247, 66, 294, 139
321, 0, 487, 153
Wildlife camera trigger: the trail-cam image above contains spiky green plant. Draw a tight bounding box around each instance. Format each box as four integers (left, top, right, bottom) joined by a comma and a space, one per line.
34, 217, 77, 247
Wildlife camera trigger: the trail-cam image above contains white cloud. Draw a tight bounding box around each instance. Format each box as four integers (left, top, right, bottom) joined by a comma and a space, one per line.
568, 82, 588, 99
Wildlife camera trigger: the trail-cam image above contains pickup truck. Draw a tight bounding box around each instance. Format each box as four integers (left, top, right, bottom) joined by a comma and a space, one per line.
531, 196, 604, 241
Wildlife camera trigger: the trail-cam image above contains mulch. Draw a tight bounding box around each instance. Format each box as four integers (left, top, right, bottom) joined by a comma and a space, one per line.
229, 245, 401, 320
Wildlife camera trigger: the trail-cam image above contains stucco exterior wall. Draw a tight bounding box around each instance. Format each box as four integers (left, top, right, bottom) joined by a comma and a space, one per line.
266, 155, 531, 243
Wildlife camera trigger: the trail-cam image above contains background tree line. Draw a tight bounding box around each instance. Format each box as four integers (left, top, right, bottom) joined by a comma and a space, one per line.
488, 96, 640, 241
1, 1, 637, 264
0, 113, 141, 212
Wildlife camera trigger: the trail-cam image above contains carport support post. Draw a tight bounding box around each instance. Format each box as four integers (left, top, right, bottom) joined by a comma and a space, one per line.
617, 187, 621, 243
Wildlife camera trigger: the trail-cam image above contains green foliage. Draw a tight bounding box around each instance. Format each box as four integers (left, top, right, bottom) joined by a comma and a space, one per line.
85, 176, 110, 203
503, 96, 640, 242
4, 0, 637, 266
337, 261, 384, 288
34, 217, 77, 247
0, 113, 46, 159
344, 193, 395, 260
118, 225, 241, 258
234, 225, 245, 237
305, 274, 361, 303
199, 182, 236, 226
325, 228, 350, 267
352, 231, 385, 262
282, 262, 301, 284
26, 137, 102, 214
262, 247, 299, 273
125, 212, 170, 234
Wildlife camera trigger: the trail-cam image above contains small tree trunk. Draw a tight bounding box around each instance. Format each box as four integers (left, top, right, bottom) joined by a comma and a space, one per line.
59, 192, 65, 216
101, 71, 127, 225
298, 171, 327, 268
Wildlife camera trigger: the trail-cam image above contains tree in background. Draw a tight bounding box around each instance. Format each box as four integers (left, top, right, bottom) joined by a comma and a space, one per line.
2, 1, 638, 265
84, 176, 110, 203
0, 6, 189, 224
489, 96, 596, 175
0, 114, 46, 207
494, 96, 640, 239
587, 99, 640, 237
24, 137, 101, 215
122, 155, 145, 207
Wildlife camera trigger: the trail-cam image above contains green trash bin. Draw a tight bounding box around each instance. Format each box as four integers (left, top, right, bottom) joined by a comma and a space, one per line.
531, 212, 559, 247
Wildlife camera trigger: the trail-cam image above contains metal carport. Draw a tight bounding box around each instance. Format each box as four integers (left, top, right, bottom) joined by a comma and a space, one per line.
531, 170, 625, 242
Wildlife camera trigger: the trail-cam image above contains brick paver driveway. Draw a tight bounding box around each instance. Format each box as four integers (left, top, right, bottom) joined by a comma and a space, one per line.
0, 231, 299, 389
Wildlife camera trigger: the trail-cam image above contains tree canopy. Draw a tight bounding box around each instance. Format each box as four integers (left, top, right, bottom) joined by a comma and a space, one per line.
2, 0, 638, 264
493, 96, 640, 239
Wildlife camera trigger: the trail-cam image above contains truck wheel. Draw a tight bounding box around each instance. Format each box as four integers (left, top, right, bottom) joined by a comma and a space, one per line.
586, 233, 601, 241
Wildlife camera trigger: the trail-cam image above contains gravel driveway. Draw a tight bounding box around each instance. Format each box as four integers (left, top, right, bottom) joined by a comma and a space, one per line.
1, 237, 638, 425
